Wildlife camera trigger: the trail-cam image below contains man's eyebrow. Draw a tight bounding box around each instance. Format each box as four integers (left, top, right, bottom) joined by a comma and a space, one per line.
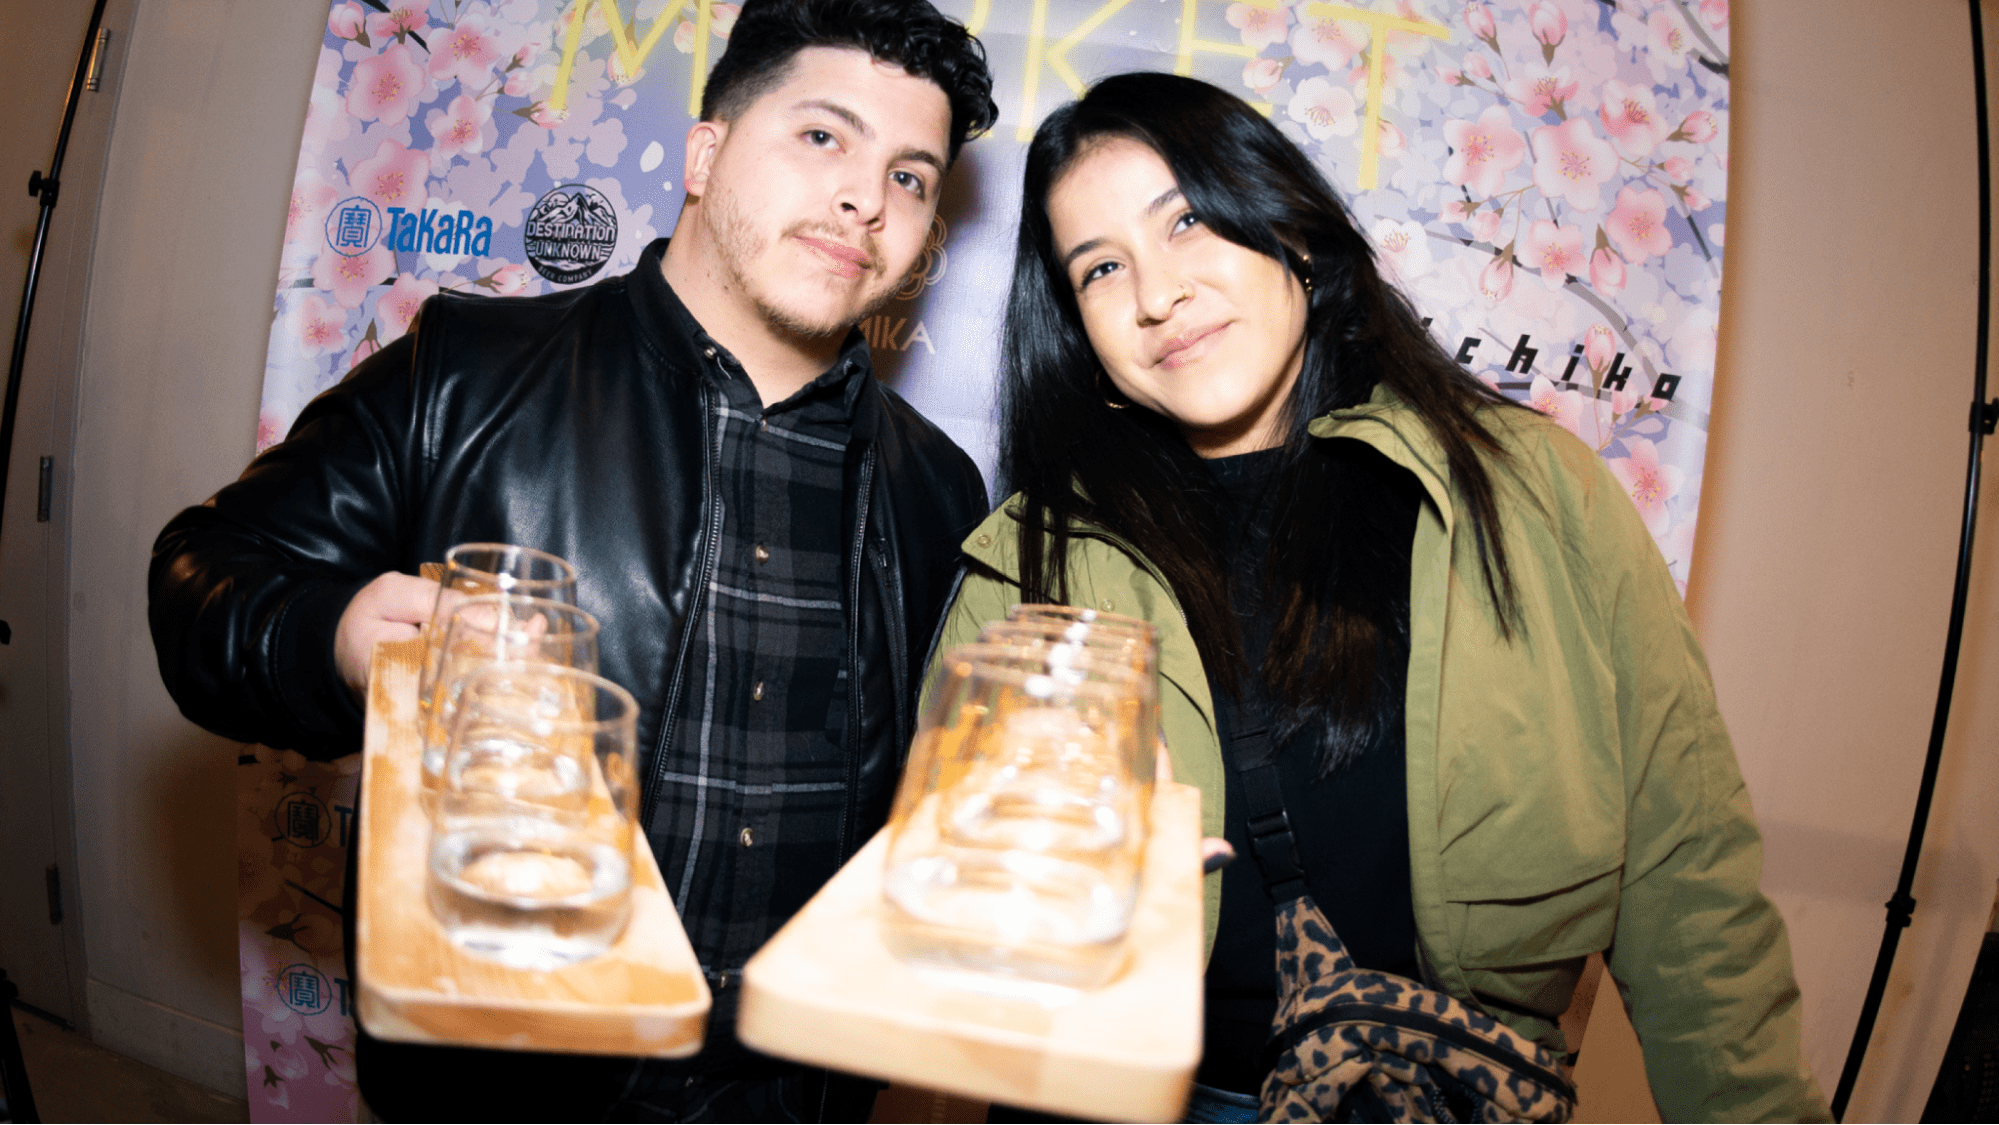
1059, 187, 1184, 270
795, 98, 946, 176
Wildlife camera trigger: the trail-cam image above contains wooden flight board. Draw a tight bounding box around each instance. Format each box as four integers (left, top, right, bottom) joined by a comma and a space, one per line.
354, 637, 710, 1056
738, 782, 1205, 1122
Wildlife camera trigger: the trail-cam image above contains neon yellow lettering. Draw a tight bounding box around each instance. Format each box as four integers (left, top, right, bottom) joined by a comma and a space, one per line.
1302, 3, 1449, 189
548, 0, 693, 118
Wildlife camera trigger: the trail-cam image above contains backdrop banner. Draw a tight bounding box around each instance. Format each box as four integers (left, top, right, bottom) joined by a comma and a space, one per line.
242, 0, 1729, 1117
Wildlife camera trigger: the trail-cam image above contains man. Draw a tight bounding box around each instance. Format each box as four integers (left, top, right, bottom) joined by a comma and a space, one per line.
149, 1, 996, 1118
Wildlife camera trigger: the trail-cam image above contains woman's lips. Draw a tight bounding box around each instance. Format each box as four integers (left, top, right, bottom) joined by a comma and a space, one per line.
1154, 322, 1229, 369
795, 236, 872, 279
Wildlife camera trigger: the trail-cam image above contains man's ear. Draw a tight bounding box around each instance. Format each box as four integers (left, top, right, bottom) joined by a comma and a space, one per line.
682, 119, 728, 198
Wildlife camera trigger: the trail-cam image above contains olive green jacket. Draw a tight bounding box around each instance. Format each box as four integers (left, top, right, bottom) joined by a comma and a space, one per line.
930, 389, 1828, 1122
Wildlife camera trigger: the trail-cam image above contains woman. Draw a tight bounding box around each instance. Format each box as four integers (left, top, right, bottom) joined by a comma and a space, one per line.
932, 73, 1827, 1121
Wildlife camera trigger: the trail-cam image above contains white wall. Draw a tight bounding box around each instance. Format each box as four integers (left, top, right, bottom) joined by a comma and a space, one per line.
37, 0, 1999, 1116
1688, 1, 1999, 1119
62, 0, 327, 1095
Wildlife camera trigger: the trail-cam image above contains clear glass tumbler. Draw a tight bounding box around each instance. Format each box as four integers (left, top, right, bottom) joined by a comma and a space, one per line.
426, 664, 639, 970
419, 543, 580, 715
420, 595, 600, 791
883, 643, 1153, 997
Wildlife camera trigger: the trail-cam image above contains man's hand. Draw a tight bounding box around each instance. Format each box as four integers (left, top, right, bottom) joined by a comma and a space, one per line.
1159, 742, 1235, 874
334, 572, 442, 696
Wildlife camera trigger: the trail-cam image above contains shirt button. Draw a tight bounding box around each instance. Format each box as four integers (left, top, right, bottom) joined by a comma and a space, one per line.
1100, 598, 1115, 611
754, 544, 770, 563
717, 970, 731, 989
976, 534, 991, 547
753, 680, 765, 702
759, 417, 769, 431
703, 346, 717, 359
739, 827, 755, 847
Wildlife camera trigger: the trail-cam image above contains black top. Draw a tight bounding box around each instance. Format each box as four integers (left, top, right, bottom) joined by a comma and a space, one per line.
1195, 443, 1423, 1096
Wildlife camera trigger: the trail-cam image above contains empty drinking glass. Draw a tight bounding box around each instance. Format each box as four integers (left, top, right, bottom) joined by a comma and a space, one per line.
421, 595, 600, 790
419, 543, 580, 715
427, 664, 639, 970
883, 643, 1153, 996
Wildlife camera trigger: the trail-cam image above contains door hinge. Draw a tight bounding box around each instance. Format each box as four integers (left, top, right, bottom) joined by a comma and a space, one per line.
46, 864, 63, 924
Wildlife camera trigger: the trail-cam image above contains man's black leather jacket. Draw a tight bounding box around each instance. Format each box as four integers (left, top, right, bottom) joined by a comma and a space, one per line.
150, 238, 988, 856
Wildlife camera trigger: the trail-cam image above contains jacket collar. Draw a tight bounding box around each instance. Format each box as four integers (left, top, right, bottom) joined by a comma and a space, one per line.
1305, 384, 1458, 534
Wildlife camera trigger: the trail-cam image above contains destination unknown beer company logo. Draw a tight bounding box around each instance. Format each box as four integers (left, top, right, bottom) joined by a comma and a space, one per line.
525, 185, 618, 284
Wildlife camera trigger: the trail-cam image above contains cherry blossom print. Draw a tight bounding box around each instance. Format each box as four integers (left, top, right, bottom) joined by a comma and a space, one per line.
366, 2, 427, 44
1605, 185, 1674, 261
1463, 2, 1497, 43
327, 2, 364, 41
1227, 3, 1290, 52
1469, 208, 1502, 243
286, 171, 339, 244
349, 331, 380, 368
1377, 119, 1406, 160
1244, 57, 1285, 95
1464, 53, 1492, 81
1648, 10, 1696, 74
1478, 251, 1515, 307
673, 19, 697, 53
349, 139, 430, 212
294, 294, 347, 356
1370, 218, 1434, 282
375, 274, 438, 340
427, 94, 495, 159
1598, 78, 1670, 159
1700, 0, 1728, 29
431, 12, 506, 91
488, 263, 530, 295
1436, 64, 1465, 86
1583, 322, 1617, 375
1589, 246, 1627, 294
312, 240, 395, 308
713, 4, 742, 38
1529, 374, 1588, 438
1677, 110, 1718, 143
1607, 436, 1684, 535
1683, 186, 1712, 211
1529, 2, 1566, 53
1292, 15, 1368, 71
1289, 77, 1359, 140
1443, 106, 1526, 197
1504, 63, 1578, 117
1522, 220, 1584, 290
346, 43, 427, 124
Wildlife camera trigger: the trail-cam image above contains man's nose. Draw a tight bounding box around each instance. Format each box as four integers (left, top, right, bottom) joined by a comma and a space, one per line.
833, 169, 887, 229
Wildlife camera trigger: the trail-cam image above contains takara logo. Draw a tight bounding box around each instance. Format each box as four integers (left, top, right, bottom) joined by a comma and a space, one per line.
525, 185, 618, 284
324, 197, 384, 257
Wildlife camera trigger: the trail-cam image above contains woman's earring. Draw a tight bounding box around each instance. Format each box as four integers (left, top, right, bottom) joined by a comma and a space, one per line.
1098, 370, 1129, 410
1301, 255, 1315, 294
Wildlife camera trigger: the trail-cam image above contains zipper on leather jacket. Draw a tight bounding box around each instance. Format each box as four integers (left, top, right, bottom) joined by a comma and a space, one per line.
834, 447, 876, 864
641, 382, 724, 828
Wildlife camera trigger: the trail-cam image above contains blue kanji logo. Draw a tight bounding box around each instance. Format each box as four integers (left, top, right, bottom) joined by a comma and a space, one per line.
323, 196, 383, 257
276, 963, 331, 1015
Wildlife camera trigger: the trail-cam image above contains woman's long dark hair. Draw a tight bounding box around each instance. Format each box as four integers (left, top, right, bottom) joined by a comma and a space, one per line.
1001, 72, 1521, 774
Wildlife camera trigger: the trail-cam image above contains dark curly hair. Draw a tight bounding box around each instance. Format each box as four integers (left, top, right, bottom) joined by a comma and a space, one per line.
700, 0, 997, 163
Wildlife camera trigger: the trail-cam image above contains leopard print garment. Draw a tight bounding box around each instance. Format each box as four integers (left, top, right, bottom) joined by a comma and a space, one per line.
1259, 895, 1577, 1123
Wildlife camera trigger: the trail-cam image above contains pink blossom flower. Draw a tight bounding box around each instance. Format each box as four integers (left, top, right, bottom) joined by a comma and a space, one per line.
349, 332, 380, 368
426, 94, 494, 158
328, 2, 365, 40
1529, 374, 1588, 437
285, 171, 339, 245
1589, 246, 1627, 293
430, 12, 504, 90
1598, 79, 1670, 158
1470, 208, 1501, 243
349, 139, 430, 212
713, 3, 742, 38
490, 263, 530, 295
674, 19, 696, 53
1583, 323, 1617, 374
1529, 2, 1567, 49
1521, 220, 1584, 289
1605, 185, 1674, 261
1678, 110, 1718, 143
375, 273, 437, 340
1700, 0, 1728, 28
1436, 65, 1464, 86
366, 2, 427, 43
1443, 106, 1526, 197
1227, 3, 1290, 51
1607, 436, 1685, 535
311, 241, 394, 309
1660, 155, 1693, 181
1442, 198, 1474, 224
1504, 63, 1578, 117
1464, 53, 1491, 81
1529, 116, 1615, 211
528, 100, 568, 128
1683, 186, 1712, 211
1377, 119, 1406, 159
1369, 218, 1434, 281
1292, 16, 1368, 70
347, 43, 426, 124
1478, 251, 1515, 307
295, 294, 346, 356
1243, 57, 1285, 94
1463, 2, 1496, 41
1649, 11, 1696, 71
504, 70, 533, 98
1288, 77, 1358, 140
